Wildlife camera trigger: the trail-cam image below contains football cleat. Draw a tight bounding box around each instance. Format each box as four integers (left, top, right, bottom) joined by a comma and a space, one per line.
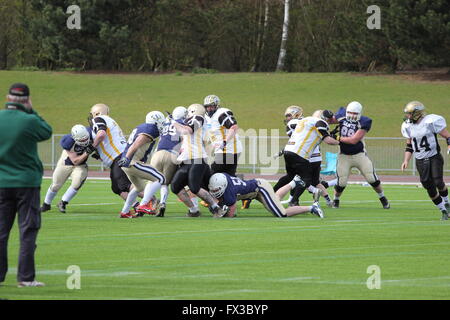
57, 200, 67, 213
445, 202, 450, 212
156, 204, 165, 217
333, 199, 340, 208
120, 212, 137, 219
186, 210, 201, 217
441, 210, 449, 221
241, 199, 251, 209
136, 203, 157, 215
212, 205, 228, 218
380, 196, 390, 209
200, 200, 209, 208
293, 175, 306, 188
17, 280, 45, 288
310, 202, 324, 218
40, 203, 51, 213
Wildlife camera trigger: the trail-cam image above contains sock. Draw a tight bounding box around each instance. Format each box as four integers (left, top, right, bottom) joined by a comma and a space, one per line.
189, 206, 198, 213
44, 188, 58, 205
287, 195, 293, 202
308, 185, 318, 194
439, 189, 449, 204
191, 196, 199, 208
121, 188, 139, 213
377, 191, 385, 199
432, 197, 446, 211
141, 182, 162, 205
328, 179, 338, 187
160, 185, 169, 205
61, 186, 78, 203
334, 195, 340, 201
324, 194, 331, 202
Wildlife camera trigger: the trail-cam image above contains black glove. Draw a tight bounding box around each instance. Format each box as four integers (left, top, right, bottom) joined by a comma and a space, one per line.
91, 151, 101, 160
118, 156, 131, 168
322, 110, 334, 120
85, 144, 96, 154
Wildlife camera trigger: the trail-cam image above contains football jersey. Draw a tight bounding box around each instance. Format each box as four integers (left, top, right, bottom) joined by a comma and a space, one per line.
284, 116, 329, 160
401, 114, 446, 160
59, 133, 90, 166
157, 118, 183, 153
205, 107, 243, 154
221, 173, 260, 206
335, 107, 372, 155
91, 115, 127, 167
177, 115, 209, 162
286, 119, 321, 163
124, 123, 160, 163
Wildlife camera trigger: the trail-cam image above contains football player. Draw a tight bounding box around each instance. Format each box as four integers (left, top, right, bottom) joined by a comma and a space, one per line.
281, 109, 340, 203
40, 125, 94, 213
208, 173, 324, 218
149, 106, 187, 217
274, 107, 334, 207
170, 103, 227, 217
400, 101, 450, 220
329, 101, 390, 209
118, 111, 166, 218
88, 104, 131, 200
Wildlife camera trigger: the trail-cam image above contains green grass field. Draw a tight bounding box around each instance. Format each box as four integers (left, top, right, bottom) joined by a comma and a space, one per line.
0, 179, 449, 300
1, 71, 449, 136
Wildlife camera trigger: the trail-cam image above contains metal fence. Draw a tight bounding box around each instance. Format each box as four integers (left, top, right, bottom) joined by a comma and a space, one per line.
40, 135, 449, 175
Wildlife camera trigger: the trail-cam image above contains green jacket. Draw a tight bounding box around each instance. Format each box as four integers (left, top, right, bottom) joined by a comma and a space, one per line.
0, 102, 52, 188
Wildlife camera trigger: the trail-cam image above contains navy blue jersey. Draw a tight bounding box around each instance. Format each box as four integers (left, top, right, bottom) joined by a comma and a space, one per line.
335, 107, 372, 155
60, 134, 89, 166
221, 173, 259, 206
157, 119, 183, 152
124, 123, 160, 163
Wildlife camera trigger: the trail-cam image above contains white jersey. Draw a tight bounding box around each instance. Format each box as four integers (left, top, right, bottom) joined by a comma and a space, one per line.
177, 115, 209, 162
205, 107, 243, 154
284, 116, 329, 160
286, 119, 321, 163
401, 114, 446, 160
91, 115, 127, 167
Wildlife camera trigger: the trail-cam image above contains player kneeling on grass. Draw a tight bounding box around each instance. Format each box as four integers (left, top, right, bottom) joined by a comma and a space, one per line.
401, 101, 450, 220
41, 125, 94, 213
118, 111, 166, 218
208, 173, 324, 218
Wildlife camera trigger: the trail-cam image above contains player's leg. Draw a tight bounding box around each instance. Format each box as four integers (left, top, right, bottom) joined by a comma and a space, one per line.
151, 150, 178, 217
430, 154, 449, 218
41, 164, 72, 212
171, 164, 200, 216
132, 162, 165, 215
357, 153, 390, 209
110, 157, 132, 201
57, 165, 88, 213
333, 153, 351, 208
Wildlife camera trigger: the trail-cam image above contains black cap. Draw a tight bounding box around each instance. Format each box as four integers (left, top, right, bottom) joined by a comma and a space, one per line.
9, 83, 30, 97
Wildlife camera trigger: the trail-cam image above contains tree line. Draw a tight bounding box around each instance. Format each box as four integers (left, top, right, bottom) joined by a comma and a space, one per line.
1, 0, 449, 73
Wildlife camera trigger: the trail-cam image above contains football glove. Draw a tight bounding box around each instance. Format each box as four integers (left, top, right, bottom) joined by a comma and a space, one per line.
91, 151, 100, 160
85, 144, 96, 154
273, 150, 284, 159
118, 156, 131, 168
322, 110, 334, 120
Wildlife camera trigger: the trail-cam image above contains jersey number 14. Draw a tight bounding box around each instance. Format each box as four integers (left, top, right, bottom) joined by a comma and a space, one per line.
412, 136, 431, 152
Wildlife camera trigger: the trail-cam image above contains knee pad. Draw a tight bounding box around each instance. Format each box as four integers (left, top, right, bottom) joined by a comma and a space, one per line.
50, 183, 61, 193
335, 185, 346, 193
426, 186, 438, 199
435, 179, 446, 191
370, 180, 381, 188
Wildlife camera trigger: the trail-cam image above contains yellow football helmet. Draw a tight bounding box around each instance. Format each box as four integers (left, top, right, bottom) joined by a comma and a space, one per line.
404, 101, 426, 123
187, 103, 206, 118
284, 105, 303, 124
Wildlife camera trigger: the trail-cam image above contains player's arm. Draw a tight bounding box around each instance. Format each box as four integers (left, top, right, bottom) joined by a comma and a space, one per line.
227, 203, 237, 217
401, 138, 414, 171
172, 119, 194, 135
438, 128, 450, 155
66, 149, 89, 166
125, 134, 153, 159
339, 129, 367, 145
220, 111, 239, 147
316, 120, 340, 145
91, 117, 107, 148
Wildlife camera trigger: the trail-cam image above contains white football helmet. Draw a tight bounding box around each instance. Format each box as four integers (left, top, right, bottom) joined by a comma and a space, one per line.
90, 103, 110, 118
209, 173, 228, 198
172, 106, 188, 121
346, 101, 363, 121
146, 111, 166, 132
204, 95, 220, 117
71, 124, 90, 147
187, 103, 206, 118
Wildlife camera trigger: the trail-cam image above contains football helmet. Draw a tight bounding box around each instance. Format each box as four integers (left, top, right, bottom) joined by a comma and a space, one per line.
204, 95, 220, 117
71, 124, 90, 147
90, 103, 110, 118
146, 111, 166, 132
284, 105, 303, 124
187, 103, 206, 118
312, 109, 334, 123
172, 106, 188, 121
312, 109, 323, 119
346, 101, 363, 121
404, 101, 426, 123
208, 173, 228, 198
